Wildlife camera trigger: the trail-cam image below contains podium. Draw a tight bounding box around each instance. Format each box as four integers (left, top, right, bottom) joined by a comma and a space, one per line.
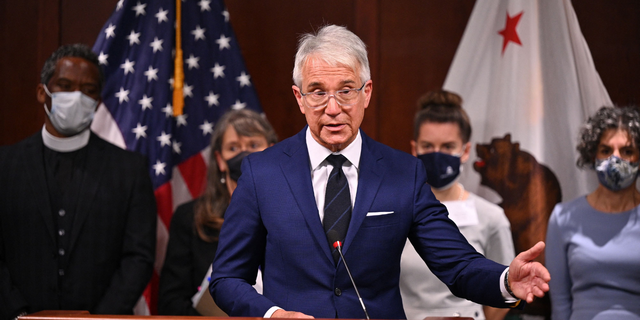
19, 310, 473, 320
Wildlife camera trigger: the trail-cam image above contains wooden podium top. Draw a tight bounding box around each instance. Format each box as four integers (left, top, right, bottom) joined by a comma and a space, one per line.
19, 311, 473, 320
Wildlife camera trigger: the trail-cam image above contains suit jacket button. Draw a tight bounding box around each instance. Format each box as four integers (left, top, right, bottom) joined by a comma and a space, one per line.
334, 288, 341, 296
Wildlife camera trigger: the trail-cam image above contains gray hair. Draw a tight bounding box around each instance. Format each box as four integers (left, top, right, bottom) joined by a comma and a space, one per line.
292, 25, 370, 87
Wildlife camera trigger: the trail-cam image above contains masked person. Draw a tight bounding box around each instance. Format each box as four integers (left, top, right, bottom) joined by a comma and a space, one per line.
0, 44, 156, 319
400, 90, 515, 320
158, 109, 277, 315
546, 106, 640, 320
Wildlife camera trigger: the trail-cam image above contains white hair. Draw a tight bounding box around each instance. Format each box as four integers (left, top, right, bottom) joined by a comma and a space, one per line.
292, 25, 370, 87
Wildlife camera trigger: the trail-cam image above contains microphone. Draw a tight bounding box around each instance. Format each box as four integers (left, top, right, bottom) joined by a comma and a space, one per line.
327, 230, 370, 320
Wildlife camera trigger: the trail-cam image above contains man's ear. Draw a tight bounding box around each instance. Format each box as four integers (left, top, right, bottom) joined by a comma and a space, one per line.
36, 84, 47, 104
362, 80, 373, 110
292, 85, 305, 115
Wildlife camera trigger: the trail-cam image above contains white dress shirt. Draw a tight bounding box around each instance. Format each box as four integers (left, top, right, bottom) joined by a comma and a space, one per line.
306, 127, 361, 221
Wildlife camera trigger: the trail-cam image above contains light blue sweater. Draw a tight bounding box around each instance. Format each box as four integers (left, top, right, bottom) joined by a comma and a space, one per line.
546, 196, 640, 320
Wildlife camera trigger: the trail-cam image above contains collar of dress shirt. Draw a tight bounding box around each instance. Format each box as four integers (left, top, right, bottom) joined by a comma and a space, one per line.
306, 127, 362, 171
41, 125, 90, 152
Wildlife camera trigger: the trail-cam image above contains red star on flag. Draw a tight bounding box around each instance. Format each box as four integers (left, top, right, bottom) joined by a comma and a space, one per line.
498, 11, 523, 55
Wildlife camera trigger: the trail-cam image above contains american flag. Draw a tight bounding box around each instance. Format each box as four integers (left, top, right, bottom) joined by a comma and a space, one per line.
90, 0, 262, 314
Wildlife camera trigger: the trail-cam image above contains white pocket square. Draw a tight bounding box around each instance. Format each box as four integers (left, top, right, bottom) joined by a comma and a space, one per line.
366, 211, 394, 216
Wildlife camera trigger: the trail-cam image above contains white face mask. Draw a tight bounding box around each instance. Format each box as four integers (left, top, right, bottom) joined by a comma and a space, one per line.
43, 85, 98, 136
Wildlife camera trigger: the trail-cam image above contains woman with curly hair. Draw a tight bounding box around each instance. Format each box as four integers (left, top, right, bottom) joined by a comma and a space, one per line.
158, 109, 277, 315
546, 106, 640, 320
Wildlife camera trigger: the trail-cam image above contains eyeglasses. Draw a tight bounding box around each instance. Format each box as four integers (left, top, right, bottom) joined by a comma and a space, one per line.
299, 82, 367, 109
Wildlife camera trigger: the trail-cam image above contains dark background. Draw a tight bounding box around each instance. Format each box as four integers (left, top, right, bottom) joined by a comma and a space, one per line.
1, 0, 639, 154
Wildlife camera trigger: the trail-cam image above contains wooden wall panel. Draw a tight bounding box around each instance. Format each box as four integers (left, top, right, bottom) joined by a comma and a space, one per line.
377, 1, 474, 153
1, 0, 639, 156
0, 0, 61, 145
60, 0, 118, 46
573, 0, 640, 107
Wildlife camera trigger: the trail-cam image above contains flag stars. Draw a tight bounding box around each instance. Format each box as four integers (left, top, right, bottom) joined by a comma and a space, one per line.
498, 11, 524, 55
216, 34, 231, 50
116, 0, 124, 10
152, 160, 167, 176
186, 54, 200, 69
98, 52, 108, 65
150, 37, 164, 53
115, 87, 130, 103
127, 30, 141, 46
162, 104, 173, 118
222, 10, 229, 22
211, 63, 225, 79
132, 2, 147, 16
198, 0, 211, 12
144, 66, 159, 82
155, 8, 169, 23
157, 131, 172, 147
105, 24, 116, 39
231, 100, 246, 110
200, 120, 214, 135
139, 94, 154, 110
172, 140, 182, 154
176, 114, 188, 127
183, 84, 194, 98
236, 71, 251, 87
191, 25, 206, 41
132, 123, 148, 139
205, 91, 220, 107
120, 59, 135, 75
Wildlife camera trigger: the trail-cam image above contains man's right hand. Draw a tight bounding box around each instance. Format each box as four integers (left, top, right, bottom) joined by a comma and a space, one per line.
271, 309, 315, 318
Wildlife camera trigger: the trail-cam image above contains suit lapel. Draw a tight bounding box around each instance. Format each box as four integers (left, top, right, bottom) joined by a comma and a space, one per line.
343, 132, 386, 255
24, 133, 56, 242
280, 130, 335, 263
68, 133, 107, 253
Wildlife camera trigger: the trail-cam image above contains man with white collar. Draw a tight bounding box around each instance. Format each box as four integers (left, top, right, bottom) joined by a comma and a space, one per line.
210, 25, 550, 319
0, 44, 156, 320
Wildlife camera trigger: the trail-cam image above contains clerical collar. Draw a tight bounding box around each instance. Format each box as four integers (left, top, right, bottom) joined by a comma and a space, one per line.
42, 126, 90, 152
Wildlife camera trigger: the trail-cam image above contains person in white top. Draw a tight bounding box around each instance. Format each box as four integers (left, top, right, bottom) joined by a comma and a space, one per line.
401, 89, 515, 320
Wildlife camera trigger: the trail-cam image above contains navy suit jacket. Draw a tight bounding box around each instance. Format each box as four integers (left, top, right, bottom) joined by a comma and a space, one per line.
210, 128, 509, 319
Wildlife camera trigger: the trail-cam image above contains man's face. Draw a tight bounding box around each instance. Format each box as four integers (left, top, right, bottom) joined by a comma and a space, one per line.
37, 56, 102, 137
292, 56, 372, 152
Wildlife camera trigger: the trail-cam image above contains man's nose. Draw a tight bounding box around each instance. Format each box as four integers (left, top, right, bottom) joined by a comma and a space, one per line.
324, 96, 341, 115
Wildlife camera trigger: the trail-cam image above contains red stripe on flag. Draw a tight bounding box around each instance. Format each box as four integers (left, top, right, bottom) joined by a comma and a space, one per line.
144, 270, 160, 314
178, 153, 207, 199
155, 183, 173, 230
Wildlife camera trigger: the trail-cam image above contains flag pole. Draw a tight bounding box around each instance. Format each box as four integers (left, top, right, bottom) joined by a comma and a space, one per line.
172, 0, 184, 116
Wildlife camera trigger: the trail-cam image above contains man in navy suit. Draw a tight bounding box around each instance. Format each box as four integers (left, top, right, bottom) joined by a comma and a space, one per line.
210, 25, 550, 319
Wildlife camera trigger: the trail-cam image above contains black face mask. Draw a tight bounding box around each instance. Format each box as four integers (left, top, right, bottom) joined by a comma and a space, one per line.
226, 151, 251, 182
417, 152, 461, 190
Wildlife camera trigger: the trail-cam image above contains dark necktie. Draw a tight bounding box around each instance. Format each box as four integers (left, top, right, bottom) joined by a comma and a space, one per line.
323, 154, 352, 263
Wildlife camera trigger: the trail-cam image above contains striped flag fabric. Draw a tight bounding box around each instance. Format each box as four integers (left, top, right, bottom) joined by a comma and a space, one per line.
90, 0, 262, 314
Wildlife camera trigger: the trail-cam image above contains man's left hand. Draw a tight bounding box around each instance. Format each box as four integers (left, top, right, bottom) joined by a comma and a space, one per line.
508, 241, 551, 303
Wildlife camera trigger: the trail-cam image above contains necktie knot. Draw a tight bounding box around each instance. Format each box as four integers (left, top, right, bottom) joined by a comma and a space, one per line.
326, 154, 347, 168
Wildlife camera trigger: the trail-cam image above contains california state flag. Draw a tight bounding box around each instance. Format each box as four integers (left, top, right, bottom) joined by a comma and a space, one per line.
444, 0, 612, 204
